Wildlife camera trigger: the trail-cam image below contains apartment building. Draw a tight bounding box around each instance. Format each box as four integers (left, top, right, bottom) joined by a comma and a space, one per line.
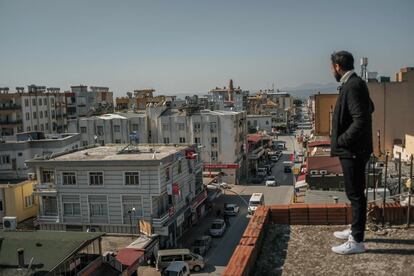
0, 86, 67, 137
0, 132, 80, 179
246, 115, 272, 133
68, 112, 147, 147
26, 144, 203, 248
154, 109, 247, 184
66, 85, 114, 119
208, 80, 248, 112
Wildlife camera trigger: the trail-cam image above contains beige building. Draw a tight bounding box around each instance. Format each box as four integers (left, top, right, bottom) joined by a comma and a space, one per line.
368, 67, 414, 157
312, 93, 339, 136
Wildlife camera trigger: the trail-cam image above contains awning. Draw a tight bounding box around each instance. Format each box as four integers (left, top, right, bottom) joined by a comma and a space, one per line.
191, 190, 208, 211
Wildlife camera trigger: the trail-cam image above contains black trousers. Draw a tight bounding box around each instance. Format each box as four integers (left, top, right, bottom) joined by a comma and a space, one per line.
340, 155, 369, 243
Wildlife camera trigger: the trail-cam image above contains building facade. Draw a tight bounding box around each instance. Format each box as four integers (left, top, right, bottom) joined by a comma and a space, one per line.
0, 86, 67, 137
27, 144, 203, 249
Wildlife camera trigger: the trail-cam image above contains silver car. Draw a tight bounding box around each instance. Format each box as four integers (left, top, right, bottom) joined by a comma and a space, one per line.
209, 219, 226, 237
224, 204, 239, 216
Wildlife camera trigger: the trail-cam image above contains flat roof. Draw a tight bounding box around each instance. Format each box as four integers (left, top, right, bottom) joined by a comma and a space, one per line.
0, 231, 104, 272
28, 144, 191, 162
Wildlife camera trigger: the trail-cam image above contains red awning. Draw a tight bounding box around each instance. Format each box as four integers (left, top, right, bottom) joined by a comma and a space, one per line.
307, 140, 331, 148
247, 134, 262, 143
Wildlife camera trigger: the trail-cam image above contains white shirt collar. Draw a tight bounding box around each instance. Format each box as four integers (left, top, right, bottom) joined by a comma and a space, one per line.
340, 70, 355, 84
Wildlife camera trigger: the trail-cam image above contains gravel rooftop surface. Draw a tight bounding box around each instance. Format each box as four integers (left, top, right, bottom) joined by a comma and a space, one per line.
254, 224, 414, 276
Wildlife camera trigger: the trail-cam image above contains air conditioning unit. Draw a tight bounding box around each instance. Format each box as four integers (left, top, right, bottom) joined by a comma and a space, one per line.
28, 173, 36, 180
310, 170, 319, 175
87, 226, 100, 232
320, 170, 328, 175
3, 217, 17, 231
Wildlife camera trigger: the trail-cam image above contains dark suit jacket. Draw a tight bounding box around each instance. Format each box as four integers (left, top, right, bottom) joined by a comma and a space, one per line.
330, 73, 375, 158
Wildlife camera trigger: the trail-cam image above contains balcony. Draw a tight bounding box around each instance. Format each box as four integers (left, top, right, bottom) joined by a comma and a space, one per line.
33, 183, 57, 195
0, 104, 21, 111
152, 211, 170, 228
0, 119, 22, 125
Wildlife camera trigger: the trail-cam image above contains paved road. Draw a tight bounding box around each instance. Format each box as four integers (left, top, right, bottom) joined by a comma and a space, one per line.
192, 135, 298, 275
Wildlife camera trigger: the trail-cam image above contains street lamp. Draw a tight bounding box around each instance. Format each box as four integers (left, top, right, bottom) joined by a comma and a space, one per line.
127, 207, 136, 238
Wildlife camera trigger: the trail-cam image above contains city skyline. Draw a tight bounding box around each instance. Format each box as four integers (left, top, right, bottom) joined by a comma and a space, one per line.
1, 0, 413, 96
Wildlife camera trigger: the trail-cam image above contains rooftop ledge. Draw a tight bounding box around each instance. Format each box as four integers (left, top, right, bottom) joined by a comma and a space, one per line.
224, 203, 414, 276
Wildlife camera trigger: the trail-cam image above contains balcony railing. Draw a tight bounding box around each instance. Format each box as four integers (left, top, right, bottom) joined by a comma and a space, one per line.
0, 119, 22, 125
0, 104, 21, 110
33, 183, 57, 194
152, 211, 170, 228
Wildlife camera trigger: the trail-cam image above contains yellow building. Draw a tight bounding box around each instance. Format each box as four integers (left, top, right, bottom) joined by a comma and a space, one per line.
0, 179, 38, 223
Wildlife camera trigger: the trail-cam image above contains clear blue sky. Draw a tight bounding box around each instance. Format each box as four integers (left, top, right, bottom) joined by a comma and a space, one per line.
0, 0, 413, 96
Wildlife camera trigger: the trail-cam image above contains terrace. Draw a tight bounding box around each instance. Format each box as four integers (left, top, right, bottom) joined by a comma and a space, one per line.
223, 203, 414, 276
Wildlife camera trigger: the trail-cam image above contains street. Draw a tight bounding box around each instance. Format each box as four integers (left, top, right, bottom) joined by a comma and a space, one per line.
187, 133, 300, 275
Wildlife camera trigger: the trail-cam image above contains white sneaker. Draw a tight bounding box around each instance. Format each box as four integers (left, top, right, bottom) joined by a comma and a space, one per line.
333, 228, 351, 240
331, 235, 365, 255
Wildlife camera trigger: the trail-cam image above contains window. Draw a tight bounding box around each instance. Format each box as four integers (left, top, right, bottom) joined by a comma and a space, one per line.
26, 112, 30, 120
115, 139, 121, 143
45, 123, 49, 131
89, 172, 103, 185
177, 123, 185, 131
39, 98, 42, 106
82, 141, 88, 146
51, 110, 55, 118
41, 170, 54, 183
163, 137, 170, 144
27, 127, 31, 131
125, 172, 140, 185
33, 112, 37, 119
97, 126, 104, 136
193, 122, 201, 132
40, 124, 44, 131
122, 195, 143, 223
0, 200, 3, 211
62, 172, 76, 185
114, 125, 121, 132
266, 120, 269, 125
42, 196, 57, 216
165, 168, 170, 181
210, 122, 217, 133
162, 124, 168, 131
43, 98, 47, 105
40, 111, 43, 118
34, 125, 38, 131
32, 98, 36, 106
1, 155, 10, 164
194, 137, 200, 144
51, 98, 55, 105
24, 195, 35, 208
18, 152, 23, 157
178, 160, 182, 174
24, 99, 29, 107
44, 110, 48, 117
62, 195, 80, 216
80, 127, 87, 133
179, 137, 186, 143
211, 151, 218, 158
132, 124, 139, 131
211, 137, 218, 144
88, 195, 108, 217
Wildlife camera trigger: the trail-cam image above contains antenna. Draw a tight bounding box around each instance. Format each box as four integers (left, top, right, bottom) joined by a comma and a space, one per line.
360, 57, 368, 82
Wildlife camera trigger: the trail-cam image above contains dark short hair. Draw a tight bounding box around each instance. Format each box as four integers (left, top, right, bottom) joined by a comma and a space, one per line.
331, 51, 355, 71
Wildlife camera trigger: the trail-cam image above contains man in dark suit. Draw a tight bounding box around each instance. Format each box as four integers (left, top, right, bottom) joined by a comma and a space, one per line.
330, 51, 374, 255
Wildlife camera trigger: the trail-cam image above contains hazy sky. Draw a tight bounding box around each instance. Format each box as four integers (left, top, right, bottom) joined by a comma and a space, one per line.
0, 0, 413, 96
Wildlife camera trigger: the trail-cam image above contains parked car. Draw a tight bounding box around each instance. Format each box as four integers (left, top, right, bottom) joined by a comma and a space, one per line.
271, 155, 279, 162
209, 219, 226, 237
265, 176, 277, 186
224, 203, 239, 216
156, 249, 205, 272
191, 235, 212, 256
164, 261, 190, 276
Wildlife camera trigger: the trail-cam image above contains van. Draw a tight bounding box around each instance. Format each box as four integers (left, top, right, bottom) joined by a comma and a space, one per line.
164, 261, 190, 276
248, 193, 264, 215
283, 161, 293, 173
156, 249, 204, 272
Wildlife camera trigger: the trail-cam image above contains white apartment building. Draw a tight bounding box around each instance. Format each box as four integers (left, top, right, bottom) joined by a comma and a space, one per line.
246, 115, 272, 134
153, 109, 247, 184
27, 144, 204, 249
66, 85, 114, 119
68, 112, 147, 147
0, 132, 80, 179
0, 86, 67, 137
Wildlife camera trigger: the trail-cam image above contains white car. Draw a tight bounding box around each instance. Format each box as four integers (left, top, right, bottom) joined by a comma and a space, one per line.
224, 204, 239, 216
265, 176, 277, 186
209, 219, 226, 237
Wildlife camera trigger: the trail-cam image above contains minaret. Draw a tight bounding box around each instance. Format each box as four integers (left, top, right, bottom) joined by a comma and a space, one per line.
228, 79, 234, 101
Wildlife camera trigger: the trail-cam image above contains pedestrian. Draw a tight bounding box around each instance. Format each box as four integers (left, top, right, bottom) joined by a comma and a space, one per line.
223, 212, 230, 227
330, 51, 374, 255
